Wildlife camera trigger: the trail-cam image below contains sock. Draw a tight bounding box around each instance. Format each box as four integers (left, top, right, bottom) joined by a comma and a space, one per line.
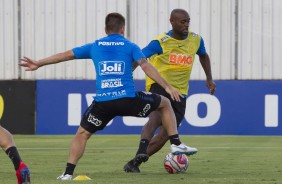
136, 139, 149, 155
5, 146, 22, 170
169, 134, 181, 146
64, 163, 76, 175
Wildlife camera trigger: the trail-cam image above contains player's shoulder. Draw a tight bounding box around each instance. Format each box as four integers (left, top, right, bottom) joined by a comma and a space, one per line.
188, 31, 202, 43
127, 39, 140, 47
154, 33, 170, 43
189, 31, 201, 38
119, 36, 135, 45
123, 38, 142, 51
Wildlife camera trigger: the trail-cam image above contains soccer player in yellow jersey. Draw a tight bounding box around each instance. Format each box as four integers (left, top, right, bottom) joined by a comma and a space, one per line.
124, 9, 216, 173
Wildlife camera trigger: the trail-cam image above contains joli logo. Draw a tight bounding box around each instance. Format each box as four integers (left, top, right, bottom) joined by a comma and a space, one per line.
99, 61, 125, 75
101, 63, 122, 72
0, 95, 4, 120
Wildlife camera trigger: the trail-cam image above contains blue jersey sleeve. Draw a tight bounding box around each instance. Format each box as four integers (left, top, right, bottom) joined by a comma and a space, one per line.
196, 37, 207, 55
132, 44, 146, 61
142, 40, 163, 58
72, 43, 93, 59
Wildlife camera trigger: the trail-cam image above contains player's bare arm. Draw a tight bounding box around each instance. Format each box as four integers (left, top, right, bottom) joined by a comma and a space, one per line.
132, 61, 139, 72
199, 53, 216, 95
137, 58, 182, 102
20, 50, 75, 71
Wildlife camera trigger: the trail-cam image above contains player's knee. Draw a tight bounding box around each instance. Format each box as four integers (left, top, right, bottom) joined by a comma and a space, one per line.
146, 115, 162, 129
76, 127, 92, 140
159, 95, 172, 109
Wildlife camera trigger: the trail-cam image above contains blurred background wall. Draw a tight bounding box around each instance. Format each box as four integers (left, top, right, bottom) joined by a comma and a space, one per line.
1, 0, 281, 80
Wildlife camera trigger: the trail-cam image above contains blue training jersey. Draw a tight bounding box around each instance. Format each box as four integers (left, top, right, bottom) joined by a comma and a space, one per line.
72, 34, 145, 102
142, 30, 207, 58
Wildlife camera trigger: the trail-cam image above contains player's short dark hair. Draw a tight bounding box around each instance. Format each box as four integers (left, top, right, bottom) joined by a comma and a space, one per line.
105, 13, 125, 33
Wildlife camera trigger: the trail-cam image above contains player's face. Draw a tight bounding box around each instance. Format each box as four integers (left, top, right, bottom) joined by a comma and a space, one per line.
171, 12, 190, 36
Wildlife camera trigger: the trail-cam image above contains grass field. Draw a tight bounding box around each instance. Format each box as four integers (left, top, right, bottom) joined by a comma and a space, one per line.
1, 135, 282, 184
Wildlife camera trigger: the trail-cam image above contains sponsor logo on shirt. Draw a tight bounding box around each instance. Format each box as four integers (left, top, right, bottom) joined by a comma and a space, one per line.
169, 53, 193, 66
99, 61, 125, 75
98, 41, 124, 46
101, 78, 123, 89
161, 36, 169, 42
96, 90, 126, 98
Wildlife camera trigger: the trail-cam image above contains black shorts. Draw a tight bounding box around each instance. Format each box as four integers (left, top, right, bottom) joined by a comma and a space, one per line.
149, 83, 186, 127
80, 91, 161, 133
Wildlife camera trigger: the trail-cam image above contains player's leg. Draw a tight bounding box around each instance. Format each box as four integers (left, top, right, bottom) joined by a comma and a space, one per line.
0, 126, 30, 184
0, 125, 15, 149
134, 83, 174, 157
124, 93, 198, 172
57, 126, 92, 180
124, 95, 174, 173
68, 126, 92, 164
146, 94, 187, 156
151, 96, 198, 155
146, 126, 168, 156
141, 111, 161, 140
123, 111, 162, 173
156, 96, 178, 136
140, 83, 182, 155
136, 111, 162, 154
58, 101, 113, 180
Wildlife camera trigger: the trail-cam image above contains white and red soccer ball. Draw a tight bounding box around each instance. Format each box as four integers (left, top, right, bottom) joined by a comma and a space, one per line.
164, 153, 189, 174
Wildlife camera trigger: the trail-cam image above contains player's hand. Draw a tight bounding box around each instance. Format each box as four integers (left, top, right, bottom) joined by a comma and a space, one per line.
206, 80, 216, 95
165, 86, 183, 102
19, 56, 40, 71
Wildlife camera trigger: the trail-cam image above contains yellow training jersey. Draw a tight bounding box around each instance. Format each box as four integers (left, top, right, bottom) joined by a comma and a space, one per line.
145, 32, 201, 95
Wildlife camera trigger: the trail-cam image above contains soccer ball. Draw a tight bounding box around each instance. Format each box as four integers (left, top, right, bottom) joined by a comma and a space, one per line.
164, 153, 189, 174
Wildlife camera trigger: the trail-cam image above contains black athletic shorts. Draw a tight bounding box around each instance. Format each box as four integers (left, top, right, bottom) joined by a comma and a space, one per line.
80, 91, 161, 133
149, 83, 186, 127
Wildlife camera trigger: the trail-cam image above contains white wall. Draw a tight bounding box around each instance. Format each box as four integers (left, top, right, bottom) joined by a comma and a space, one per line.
0, 0, 18, 79
238, 0, 282, 79
20, 0, 127, 80
0, 0, 281, 80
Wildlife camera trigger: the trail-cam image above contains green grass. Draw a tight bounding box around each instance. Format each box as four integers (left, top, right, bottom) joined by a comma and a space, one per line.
1, 135, 282, 184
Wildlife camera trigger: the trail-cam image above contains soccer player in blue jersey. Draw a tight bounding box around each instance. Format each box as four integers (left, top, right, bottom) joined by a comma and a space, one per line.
0, 125, 30, 184
124, 9, 216, 172
20, 12, 198, 180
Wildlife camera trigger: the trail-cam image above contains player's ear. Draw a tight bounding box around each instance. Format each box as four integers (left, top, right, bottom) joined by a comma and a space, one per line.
120, 26, 125, 35
170, 18, 174, 25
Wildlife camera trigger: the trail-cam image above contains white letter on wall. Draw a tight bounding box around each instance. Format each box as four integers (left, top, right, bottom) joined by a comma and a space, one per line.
68, 94, 81, 126
265, 95, 279, 127
185, 94, 221, 127
123, 117, 149, 126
